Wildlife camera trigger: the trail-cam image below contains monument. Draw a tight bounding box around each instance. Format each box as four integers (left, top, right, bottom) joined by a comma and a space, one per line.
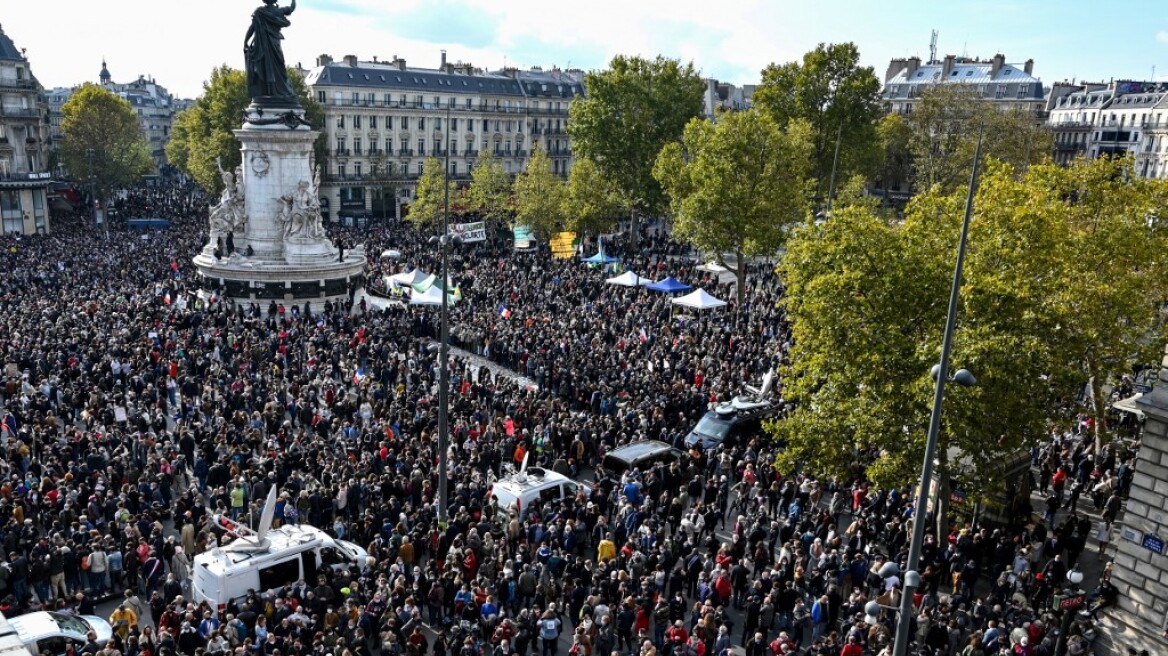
193, 0, 365, 305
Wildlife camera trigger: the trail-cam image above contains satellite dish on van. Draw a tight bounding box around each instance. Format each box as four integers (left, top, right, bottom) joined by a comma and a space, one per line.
517, 452, 530, 484
256, 487, 278, 542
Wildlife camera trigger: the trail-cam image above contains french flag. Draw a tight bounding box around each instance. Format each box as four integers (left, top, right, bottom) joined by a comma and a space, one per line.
353, 367, 366, 384
639, 327, 648, 344
499, 304, 512, 319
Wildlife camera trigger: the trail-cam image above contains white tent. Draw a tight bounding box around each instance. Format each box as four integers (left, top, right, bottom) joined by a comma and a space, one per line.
408, 285, 459, 306
697, 261, 738, 282
390, 268, 428, 287
605, 271, 651, 287
671, 289, 727, 311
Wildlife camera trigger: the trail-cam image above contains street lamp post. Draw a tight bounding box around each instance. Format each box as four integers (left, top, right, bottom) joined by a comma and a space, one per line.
891, 134, 985, 656
85, 147, 101, 235
1053, 568, 1086, 656
436, 105, 454, 528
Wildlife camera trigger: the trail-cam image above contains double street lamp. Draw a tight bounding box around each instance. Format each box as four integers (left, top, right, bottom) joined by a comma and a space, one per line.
891, 134, 984, 656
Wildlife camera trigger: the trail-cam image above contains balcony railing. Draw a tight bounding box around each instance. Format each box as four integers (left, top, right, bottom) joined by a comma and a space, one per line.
0, 79, 35, 89
0, 108, 42, 119
1142, 121, 1168, 130
398, 149, 413, 156
464, 149, 479, 157
334, 149, 350, 156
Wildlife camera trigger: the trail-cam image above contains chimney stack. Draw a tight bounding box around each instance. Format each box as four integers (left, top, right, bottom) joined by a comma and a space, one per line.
942, 54, 955, 78
316, 54, 333, 67
1024, 59, 1034, 75
904, 56, 920, 80
441, 49, 447, 70
343, 55, 358, 67
991, 54, 1005, 77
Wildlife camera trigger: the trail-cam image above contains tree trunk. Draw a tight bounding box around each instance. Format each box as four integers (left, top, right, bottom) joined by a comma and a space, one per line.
1087, 358, 1109, 454
934, 448, 952, 542
629, 207, 639, 254
734, 251, 746, 306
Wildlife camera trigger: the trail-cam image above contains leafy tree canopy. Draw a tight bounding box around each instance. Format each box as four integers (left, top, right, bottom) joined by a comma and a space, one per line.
655, 109, 812, 303
60, 84, 153, 202
754, 42, 884, 198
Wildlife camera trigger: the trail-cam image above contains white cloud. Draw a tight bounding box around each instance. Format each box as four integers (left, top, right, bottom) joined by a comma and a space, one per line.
1157, 30, 1168, 45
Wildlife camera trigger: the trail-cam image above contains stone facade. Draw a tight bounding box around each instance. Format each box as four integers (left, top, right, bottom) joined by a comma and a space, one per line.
303, 52, 584, 222
0, 23, 51, 235
1103, 352, 1168, 654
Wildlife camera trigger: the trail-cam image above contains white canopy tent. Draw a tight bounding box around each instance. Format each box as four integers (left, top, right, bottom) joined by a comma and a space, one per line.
697, 261, 738, 283
408, 285, 459, 306
671, 289, 727, 311
605, 271, 651, 287
389, 268, 429, 287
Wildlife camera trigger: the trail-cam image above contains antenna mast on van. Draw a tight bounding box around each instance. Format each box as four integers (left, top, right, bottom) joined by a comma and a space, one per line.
214, 487, 277, 551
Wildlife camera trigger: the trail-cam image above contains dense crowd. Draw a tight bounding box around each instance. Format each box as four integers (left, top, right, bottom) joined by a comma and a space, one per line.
0, 183, 1135, 656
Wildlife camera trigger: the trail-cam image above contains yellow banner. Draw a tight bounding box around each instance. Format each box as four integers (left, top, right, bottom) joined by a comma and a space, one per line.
550, 231, 578, 259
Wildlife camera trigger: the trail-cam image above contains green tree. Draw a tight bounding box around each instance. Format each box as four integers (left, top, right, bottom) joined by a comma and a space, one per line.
770, 156, 1168, 526
166, 65, 325, 194
568, 55, 705, 248
907, 85, 1052, 192
875, 113, 913, 199
1041, 157, 1168, 449
513, 145, 567, 240
368, 155, 399, 220
467, 150, 512, 222
754, 42, 883, 201
60, 84, 153, 208
408, 156, 448, 230
563, 158, 620, 237
654, 110, 812, 304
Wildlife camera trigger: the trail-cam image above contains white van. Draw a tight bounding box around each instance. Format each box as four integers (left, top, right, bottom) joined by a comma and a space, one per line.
192, 490, 369, 613
487, 464, 585, 519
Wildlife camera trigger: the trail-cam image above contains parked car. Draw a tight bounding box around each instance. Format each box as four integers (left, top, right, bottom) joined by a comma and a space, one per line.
7, 612, 112, 656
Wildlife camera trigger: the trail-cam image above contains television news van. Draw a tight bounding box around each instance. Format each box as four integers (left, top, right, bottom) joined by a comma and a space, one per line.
192, 489, 370, 613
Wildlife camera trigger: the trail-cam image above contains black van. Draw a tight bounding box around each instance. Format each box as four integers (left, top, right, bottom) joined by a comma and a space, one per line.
600, 440, 687, 477
684, 402, 774, 450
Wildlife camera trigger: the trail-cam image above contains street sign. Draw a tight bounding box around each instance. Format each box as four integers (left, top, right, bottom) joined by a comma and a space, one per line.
1058, 594, 1086, 611
1142, 533, 1165, 555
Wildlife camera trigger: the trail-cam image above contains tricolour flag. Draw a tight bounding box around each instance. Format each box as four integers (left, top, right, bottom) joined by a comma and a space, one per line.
353, 367, 366, 385
499, 304, 512, 319
639, 327, 648, 344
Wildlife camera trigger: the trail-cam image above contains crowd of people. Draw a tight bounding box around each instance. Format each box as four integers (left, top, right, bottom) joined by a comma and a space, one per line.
0, 182, 1137, 656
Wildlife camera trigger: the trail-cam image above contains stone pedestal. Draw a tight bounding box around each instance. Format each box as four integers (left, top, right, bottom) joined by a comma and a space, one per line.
193, 109, 366, 306
1101, 346, 1168, 654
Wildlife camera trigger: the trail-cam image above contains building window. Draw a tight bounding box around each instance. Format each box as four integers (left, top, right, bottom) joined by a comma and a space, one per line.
353, 138, 362, 155
351, 92, 360, 105
369, 116, 377, 129
418, 139, 425, 155
451, 118, 459, 131
386, 139, 393, 154
0, 191, 22, 234
337, 163, 346, 178
400, 140, 408, 154
354, 162, 362, 177
466, 98, 472, 109
317, 91, 326, 103
337, 115, 345, 128
353, 115, 362, 129
418, 117, 426, 130
402, 117, 409, 130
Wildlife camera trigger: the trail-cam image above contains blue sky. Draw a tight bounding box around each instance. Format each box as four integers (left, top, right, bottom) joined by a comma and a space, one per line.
5, 0, 1167, 98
